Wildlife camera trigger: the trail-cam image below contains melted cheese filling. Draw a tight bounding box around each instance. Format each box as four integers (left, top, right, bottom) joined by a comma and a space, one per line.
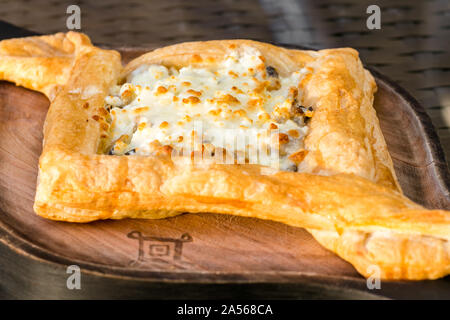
105, 46, 312, 171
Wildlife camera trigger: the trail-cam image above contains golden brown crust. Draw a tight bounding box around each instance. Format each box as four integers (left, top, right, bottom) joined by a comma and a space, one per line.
309, 229, 450, 280
122, 40, 316, 79
1, 33, 449, 280
300, 48, 399, 190
0, 32, 93, 100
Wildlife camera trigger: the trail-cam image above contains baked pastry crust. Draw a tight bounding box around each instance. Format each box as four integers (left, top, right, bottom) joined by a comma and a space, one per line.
1, 32, 449, 280
0, 32, 93, 101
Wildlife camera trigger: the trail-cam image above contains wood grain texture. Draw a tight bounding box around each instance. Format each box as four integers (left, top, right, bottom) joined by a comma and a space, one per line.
0, 48, 449, 299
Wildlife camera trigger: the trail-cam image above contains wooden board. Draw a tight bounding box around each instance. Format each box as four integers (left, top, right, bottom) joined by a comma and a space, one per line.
0, 48, 449, 299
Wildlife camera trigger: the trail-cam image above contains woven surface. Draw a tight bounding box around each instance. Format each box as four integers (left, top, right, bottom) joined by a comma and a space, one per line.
1, 0, 449, 164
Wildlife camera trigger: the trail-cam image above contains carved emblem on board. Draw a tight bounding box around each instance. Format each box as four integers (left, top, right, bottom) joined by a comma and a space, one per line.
127, 231, 193, 267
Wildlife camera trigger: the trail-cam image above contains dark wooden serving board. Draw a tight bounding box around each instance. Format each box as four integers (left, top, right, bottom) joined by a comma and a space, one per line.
0, 47, 449, 299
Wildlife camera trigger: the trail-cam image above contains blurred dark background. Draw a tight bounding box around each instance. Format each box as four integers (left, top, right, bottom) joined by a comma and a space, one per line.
1, 0, 449, 164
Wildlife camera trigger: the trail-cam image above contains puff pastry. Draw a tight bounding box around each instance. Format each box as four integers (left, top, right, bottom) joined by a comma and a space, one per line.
1, 32, 449, 280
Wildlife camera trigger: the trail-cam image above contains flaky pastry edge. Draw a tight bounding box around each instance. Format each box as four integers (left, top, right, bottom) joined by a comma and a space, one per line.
0, 33, 449, 280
